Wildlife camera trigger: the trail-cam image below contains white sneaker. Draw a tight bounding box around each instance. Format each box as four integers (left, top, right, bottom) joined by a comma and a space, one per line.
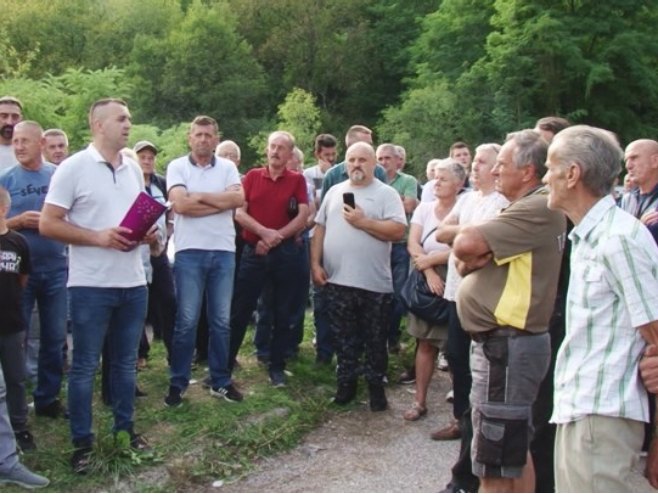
446, 390, 454, 403
437, 353, 449, 371
0, 462, 49, 489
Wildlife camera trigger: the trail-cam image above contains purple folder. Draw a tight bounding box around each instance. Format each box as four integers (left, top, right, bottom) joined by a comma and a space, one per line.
119, 191, 168, 242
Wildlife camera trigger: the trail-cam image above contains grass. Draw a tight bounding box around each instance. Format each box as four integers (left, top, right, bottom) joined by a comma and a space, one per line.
3, 315, 411, 492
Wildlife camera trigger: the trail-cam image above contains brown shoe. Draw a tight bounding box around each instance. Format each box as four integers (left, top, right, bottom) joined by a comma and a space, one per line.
430, 420, 461, 441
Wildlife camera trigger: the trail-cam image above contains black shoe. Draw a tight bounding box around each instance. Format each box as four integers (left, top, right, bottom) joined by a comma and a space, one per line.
256, 354, 270, 365
368, 383, 387, 412
14, 431, 36, 452
201, 376, 212, 389
129, 432, 151, 452
164, 385, 184, 407
135, 386, 148, 398
210, 383, 244, 403
35, 399, 69, 419
269, 369, 286, 388
70, 446, 92, 474
439, 482, 475, 493
333, 381, 357, 405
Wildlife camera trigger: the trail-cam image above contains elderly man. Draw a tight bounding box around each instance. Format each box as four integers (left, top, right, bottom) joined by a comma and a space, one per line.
453, 130, 565, 492
42, 129, 69, 166
620, 139, 658, 241
40, 98, 154, 473
312, 142, 406, 411
0, 122, 69, 425
165, 117, 244, 406
376, 143, 417, 353
542, 126, 658, 492
229, 131, 309, 387
0, 97, 22, 171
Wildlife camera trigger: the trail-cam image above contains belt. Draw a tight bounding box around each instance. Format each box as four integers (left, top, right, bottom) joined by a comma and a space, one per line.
470, 326, 540, 343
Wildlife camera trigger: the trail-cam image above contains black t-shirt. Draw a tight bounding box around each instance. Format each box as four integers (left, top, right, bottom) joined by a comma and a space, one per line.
0, 229, 30, 334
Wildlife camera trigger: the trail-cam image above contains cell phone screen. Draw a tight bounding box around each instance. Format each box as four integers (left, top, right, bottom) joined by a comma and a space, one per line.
343, 192, 355, 209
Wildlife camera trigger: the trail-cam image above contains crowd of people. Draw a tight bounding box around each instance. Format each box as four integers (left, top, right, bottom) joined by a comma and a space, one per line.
1, 95, 658, 493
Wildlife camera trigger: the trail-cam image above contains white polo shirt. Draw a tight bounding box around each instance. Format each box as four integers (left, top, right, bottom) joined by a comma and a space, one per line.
44, 144, 146, 288
166, 154, 241, 253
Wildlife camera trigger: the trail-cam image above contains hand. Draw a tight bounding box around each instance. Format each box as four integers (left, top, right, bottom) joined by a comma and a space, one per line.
311, 264, 328, 286
646, 437, 658, 488
255, 240, 270, 256
19, 211, 41, 229
95, 227, 137, 251
343, 204, 366, 228
260, 228, 283, 248
640, 345, 658, 393
413, 253, 433, 272
641, 211, 658, 226
142, 225, 159, 246
424, 269, 445, 296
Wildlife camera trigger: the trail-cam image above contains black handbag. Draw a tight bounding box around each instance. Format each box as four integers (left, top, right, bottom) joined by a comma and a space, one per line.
400, 227, 450, 325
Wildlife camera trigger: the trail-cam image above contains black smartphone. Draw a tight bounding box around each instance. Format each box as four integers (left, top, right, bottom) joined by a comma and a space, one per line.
343, 192, 355, 209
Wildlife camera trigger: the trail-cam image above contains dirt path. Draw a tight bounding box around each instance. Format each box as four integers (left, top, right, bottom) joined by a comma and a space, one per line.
222, 368, 657, 493
224, 370, 459, 493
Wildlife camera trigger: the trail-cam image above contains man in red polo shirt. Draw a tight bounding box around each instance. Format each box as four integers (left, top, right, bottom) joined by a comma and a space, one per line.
229, 131, 309, 387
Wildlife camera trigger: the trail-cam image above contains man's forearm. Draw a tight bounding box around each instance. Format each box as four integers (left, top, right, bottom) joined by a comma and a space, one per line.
197, 189, 244, 212
278, 205, 310, 239
357, 218, 405, 242
40, 215, 100, 246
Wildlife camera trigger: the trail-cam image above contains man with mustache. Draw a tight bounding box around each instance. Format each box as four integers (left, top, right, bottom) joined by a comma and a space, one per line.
312, 142, 407, 411
229, 131, 309, 388
0, 97, 23, 171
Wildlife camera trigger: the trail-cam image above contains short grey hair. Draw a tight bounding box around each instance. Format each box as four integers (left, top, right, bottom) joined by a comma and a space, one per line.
506, 129, 548, 179
550, 125, 622, 197
436, 158, 467, 184
395, 145, 406, 161
269, 130, 295, 149
475, 143, 501, 156
376, 143, 399, 157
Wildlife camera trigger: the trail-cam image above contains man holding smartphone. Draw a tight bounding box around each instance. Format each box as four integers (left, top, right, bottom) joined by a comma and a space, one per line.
311, 142, 407, 411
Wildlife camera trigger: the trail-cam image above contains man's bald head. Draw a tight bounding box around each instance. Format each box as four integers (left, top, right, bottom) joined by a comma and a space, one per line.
12, 121, 44, 169
624, 139, 658, 193
345, 142, 376, 186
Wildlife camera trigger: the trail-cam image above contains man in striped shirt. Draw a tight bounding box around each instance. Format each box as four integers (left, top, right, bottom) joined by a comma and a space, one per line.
543, 125, 658, 492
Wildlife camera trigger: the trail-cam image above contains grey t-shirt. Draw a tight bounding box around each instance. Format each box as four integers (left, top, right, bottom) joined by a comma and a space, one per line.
0, 145, 16, 171
315, 179, 407, 293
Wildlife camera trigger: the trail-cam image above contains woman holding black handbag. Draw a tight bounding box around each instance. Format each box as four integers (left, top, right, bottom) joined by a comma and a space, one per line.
402, 160, 466, 421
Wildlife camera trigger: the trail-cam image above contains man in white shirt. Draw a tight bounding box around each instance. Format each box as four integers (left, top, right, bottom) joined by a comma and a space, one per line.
40, 98, 154, 473
543, 125, 658, 491
165, 116, 244, 407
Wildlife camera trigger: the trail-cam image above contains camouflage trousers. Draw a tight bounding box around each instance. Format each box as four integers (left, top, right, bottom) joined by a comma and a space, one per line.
324, 283, 392, 385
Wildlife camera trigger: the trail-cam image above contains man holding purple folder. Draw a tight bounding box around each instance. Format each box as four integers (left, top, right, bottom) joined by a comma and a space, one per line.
40, 98, 153, 473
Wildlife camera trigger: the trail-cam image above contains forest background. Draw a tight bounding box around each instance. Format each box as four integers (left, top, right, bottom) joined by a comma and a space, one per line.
0, 0, 656, 177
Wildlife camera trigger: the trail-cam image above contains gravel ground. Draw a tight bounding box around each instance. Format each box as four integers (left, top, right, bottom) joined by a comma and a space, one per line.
225, 369, 460, 493
222, 367, 658, 493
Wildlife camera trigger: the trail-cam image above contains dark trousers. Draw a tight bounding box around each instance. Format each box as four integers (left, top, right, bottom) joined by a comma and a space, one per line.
445, 301, 471, 420
147, 252, 176, 360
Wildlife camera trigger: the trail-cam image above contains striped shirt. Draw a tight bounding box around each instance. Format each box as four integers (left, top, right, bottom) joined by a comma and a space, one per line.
552, 195, 658, 424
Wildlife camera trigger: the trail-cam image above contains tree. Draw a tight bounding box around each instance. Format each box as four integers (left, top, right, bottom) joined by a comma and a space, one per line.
276, 88, 322, 158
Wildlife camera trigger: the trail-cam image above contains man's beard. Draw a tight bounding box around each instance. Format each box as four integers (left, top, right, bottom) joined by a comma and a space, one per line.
0, 125, 14, 140
350, 170, 365, 183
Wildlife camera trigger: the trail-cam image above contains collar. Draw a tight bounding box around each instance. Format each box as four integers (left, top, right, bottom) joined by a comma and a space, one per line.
631, 181, 658, 199
188, 153, 216, 168
262, 165, 292, 181
569, 195, 616, 243
88, 144, 126, 173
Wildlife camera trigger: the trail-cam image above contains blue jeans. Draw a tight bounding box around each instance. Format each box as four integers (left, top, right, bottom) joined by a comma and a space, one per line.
21, 268, 68, 409
389, 242, 410, 346
68, 286, 147, 446
170, 249, 235, 390
230, 240, 307, 372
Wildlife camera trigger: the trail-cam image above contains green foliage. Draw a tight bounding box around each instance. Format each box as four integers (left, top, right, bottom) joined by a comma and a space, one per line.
277, 88, 322, 158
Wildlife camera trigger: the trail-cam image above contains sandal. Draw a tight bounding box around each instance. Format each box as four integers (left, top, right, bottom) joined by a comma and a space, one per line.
403, 402, 428, 421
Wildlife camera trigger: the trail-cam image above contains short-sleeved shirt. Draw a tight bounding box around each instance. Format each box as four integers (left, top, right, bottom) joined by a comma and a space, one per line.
552, 196, 658, 425
389, 171, 418, 200
0, 145, 16, 171
619, 184, 658, 244
166, 154, 241, 253
409, 201, 451, 255
456, 187, 566, 333
0, 229, 30, 334
241, 166, 308, 246
315, 179, 407, 293
443, 190, 509, 301
44, 144, 146, 288
320, 161, 388, 202
0, 163, 67, 273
